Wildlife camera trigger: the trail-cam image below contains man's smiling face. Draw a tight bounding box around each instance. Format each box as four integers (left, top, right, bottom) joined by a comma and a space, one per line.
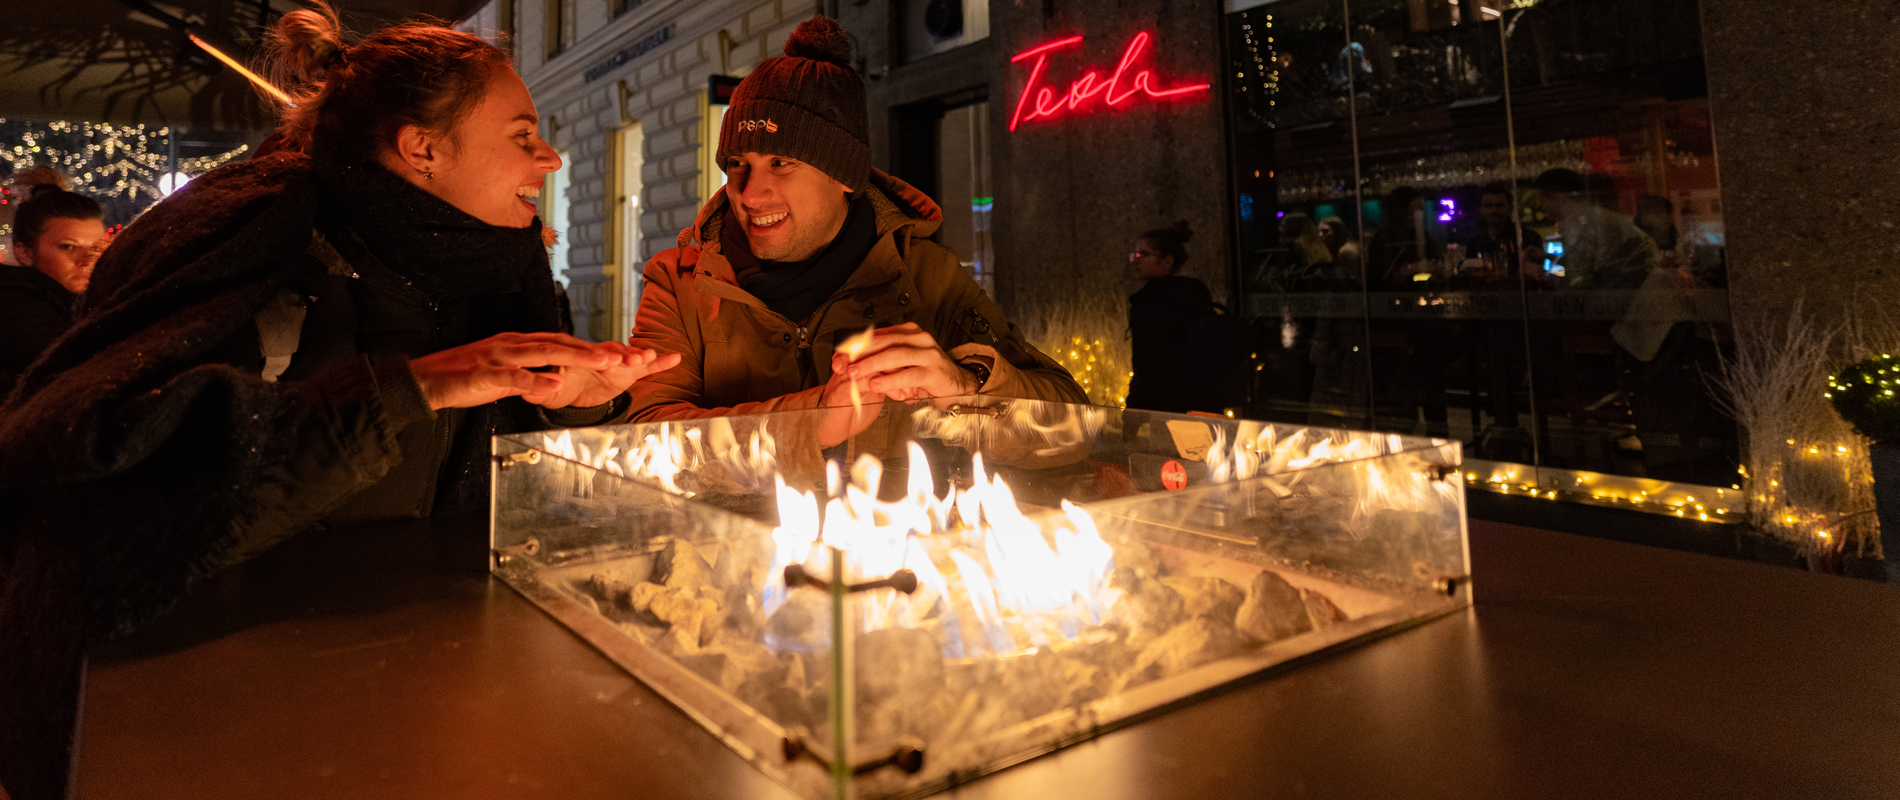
723, 152, 851, 262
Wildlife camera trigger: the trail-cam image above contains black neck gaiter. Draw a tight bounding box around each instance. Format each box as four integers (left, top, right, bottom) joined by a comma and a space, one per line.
722, 195, 878, 324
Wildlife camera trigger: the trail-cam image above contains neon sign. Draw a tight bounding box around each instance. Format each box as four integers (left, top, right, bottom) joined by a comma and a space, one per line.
1008, 32, 1212, 132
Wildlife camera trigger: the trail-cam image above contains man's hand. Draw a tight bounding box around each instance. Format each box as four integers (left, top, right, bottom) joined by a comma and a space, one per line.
408, 332, 676, 411
816, 351, 888, 447
843, 323, 979, 402
537, 344, 682, 409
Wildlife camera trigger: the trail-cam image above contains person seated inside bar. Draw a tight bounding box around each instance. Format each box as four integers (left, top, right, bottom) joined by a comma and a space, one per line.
1533, 168, 1658, 290
0, 6, 679, 798
1458, 181, 1541, 284
628, 18, 1084, 445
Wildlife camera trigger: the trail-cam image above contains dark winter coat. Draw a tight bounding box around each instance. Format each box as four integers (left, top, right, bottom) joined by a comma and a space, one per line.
1126, 274, 1214, 414
0, 152, 578, 800
0, 265, 75, 394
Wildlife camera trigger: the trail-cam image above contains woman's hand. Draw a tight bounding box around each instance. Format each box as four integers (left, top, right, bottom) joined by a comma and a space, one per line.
408, 332, 676, 411
843, 323, 979, 402
815, 351, 888, 447
536, 344, 682, 409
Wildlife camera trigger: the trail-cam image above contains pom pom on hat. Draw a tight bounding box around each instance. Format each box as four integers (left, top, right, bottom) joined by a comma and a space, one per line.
784, 17, 852, 66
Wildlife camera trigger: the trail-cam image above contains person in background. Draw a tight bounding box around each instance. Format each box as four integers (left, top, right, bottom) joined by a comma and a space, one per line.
1634, 194, 1680, 269
1461, 181, 1540, 283
1317, 215, 1361, 283
0, 6, 678, 798
1125, 220, 1212, 414
1533, 168, 1657, 290
0, 168, 104, 393
1279, 212, 1334, 276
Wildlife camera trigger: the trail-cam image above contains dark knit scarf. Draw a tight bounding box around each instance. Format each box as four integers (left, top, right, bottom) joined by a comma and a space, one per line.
314, 160, 564, 516
722, 194, 877, 323
316, 160, 561, 326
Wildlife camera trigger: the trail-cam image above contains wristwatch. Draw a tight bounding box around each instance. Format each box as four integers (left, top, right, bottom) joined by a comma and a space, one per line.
956, 359, 991, 392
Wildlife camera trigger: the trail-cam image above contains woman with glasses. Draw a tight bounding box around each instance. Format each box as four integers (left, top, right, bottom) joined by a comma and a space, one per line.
1125, 220, 1212, 413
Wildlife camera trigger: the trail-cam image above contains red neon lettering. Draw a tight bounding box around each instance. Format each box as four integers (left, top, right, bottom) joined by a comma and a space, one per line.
1007, 31, 1211, 131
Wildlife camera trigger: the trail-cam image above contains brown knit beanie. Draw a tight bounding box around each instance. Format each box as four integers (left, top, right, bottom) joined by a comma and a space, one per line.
717, 18, 869, 194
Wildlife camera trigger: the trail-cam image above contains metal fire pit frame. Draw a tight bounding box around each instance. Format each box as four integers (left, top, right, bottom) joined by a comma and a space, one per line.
491, 400, 1470, 800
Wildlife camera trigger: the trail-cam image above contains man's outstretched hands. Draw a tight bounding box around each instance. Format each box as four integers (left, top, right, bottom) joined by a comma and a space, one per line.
408, 332, 680, 411
838, 323, 979, 402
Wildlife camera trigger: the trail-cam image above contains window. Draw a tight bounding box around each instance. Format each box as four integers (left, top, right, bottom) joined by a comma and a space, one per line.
544, 151, 571, 289
544, 0, 567, 58
615, 123, 645, 341
698, 81, 734, 208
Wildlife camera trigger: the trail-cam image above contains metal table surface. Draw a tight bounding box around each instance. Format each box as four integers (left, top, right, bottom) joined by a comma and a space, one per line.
72, 516, 1900, 799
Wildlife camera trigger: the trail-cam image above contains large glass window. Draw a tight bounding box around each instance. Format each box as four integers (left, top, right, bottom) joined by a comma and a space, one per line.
1225, 0, 1735, 511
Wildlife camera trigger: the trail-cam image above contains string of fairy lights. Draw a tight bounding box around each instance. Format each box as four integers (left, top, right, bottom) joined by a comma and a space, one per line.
1, 118, 249, 203
1235, 11, 1278, 124
1052, 335, 1130, 408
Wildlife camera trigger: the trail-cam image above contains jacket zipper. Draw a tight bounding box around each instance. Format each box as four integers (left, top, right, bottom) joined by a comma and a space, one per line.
795, 323, 814, 383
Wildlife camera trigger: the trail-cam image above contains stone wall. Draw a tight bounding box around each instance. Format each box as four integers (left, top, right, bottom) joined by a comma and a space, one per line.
1701, 0, 1900, 336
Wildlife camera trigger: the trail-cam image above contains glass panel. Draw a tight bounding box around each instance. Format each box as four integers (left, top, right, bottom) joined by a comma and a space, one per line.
1228, 0, 1377, 430
492, 400, 1468, 799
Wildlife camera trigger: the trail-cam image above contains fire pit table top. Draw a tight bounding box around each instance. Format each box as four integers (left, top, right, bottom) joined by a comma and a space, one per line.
72, 515, 1900, 800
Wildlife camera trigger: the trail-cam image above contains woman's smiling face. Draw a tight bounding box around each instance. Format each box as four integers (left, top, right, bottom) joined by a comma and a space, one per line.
384, 69, 563, 228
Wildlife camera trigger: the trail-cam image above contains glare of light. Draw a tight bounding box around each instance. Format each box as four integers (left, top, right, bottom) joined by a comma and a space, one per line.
157, 172, 190, 196
188, 33, 294, 106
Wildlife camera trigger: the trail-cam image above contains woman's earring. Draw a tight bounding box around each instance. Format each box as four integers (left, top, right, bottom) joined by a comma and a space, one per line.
424, 169, 434, 181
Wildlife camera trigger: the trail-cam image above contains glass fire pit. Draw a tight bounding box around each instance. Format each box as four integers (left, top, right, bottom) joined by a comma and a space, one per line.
491, 397, 1468, 799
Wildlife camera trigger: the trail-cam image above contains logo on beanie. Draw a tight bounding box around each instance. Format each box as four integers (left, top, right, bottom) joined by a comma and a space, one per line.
737, 118, 779, 133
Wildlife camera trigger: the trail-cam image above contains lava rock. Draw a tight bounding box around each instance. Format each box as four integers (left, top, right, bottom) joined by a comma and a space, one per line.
586, 574, 637, 612
1121, 617, 1247, 690
651, 539, 711, 589
1302, 589, 1347, 628
1234, 570, 1312, 644
1162, 575, 1244, 624
856, 628, 946, 707
766, 591, 832, 651
1109, 575, 1184, 648
1108, 540, 1164, 590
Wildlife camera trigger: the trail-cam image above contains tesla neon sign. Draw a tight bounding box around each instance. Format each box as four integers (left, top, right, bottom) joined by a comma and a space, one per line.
1008, 31, 1211, 132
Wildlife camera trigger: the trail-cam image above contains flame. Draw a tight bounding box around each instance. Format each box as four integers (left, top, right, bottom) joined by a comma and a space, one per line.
764, 443, 1118, 658
536, 412, 1450, 660
838, 326, 876, 416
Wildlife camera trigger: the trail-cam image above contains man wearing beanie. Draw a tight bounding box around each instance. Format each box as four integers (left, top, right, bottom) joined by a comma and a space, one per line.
627, 17, 1085, 446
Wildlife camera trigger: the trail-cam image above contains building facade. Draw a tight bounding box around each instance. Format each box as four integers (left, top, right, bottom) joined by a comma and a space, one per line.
471, 0, 1900, 537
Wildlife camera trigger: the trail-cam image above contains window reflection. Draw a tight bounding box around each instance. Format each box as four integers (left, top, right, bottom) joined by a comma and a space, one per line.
1226, 0, 1737, 491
